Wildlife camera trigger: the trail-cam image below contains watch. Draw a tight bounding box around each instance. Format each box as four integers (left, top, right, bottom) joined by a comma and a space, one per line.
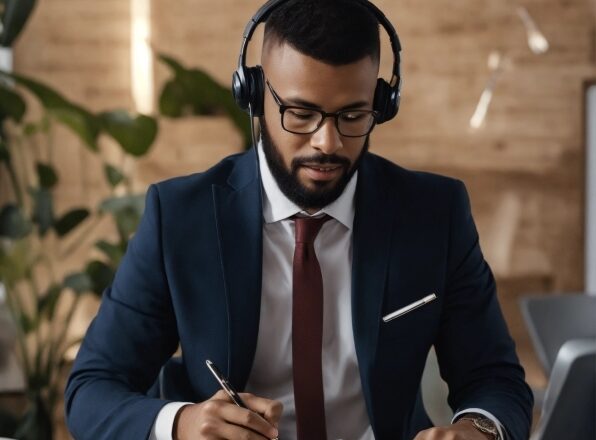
459, 414, 501, 439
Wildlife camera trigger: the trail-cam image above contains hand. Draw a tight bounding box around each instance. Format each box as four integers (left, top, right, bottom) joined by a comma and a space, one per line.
413, 419, 494, 440
174, 390, 283, 440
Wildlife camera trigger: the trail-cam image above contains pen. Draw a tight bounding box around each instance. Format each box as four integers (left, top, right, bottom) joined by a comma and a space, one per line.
206, 360, 279, 440
206, 359, 249, 409
382, 293, 437, 322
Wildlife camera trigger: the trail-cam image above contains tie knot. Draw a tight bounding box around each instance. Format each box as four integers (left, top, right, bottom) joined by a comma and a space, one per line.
293, 215, 330, 244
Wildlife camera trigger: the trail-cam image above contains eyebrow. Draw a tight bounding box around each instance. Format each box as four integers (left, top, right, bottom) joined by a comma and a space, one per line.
284, 96, 371, 111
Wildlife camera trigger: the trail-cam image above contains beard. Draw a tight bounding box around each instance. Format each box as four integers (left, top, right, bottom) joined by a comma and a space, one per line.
259, 117, 369, 211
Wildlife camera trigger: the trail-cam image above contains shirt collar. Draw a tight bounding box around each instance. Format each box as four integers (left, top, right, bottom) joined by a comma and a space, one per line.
258, 142, 357, 229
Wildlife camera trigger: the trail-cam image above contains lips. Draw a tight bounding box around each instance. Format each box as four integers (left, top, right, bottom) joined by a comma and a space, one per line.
304, 164, 341, 171
301, 164, 343, 181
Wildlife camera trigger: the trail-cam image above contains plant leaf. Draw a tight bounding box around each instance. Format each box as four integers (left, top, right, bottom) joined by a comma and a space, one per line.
50, 106, 100, 152
99, 194, 145, 215
114, 207, 141, 241
20, 312, 36, 334
98, 194, 144, 240
0, 140, 10, 163
95, 239, 126, 266
0, 72, 101, 150
157, 53, 251, 149
85, 260, 114, 297
53, 208, 89, 237
37, 283, 61, 320
0, 81, 26, 122
63, 272, 92, 295
23, 117, 51, 136
23, 121, 38, 136
0, 238, 30, 286
0, 204, 31, 239
158, 54, 230, 116
0, 0, 37, 47
99, 110, 157, 157
35, 162, 58, 189
104, 164, 125, 188
158, 80, 187, 117
28, 187, 53, 236
13, 392, 53, 440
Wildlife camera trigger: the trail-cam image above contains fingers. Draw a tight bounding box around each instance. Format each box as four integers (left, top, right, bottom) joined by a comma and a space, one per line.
239, 392, 284, 427
207, 421, 273, 440
204, 399, 279, 439
175, 391, 281, 440
212, 390, 283, 430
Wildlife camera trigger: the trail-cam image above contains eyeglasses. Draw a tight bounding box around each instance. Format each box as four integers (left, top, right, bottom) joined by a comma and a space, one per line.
265, 80, 378, 138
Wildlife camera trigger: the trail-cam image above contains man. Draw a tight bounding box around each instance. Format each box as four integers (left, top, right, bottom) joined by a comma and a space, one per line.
65, 1, 533, 439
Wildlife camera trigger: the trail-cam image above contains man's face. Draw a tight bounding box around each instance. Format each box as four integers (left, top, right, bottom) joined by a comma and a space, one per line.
261, 42, 379, 211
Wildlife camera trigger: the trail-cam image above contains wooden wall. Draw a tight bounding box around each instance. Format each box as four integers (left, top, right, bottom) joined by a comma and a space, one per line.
4, 0, 596, 416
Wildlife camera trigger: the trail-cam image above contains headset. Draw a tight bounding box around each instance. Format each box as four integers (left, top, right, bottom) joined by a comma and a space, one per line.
232, 0, 403, 126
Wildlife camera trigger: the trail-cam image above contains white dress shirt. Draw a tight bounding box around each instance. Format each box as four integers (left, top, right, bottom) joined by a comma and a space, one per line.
241, 145, 373, 440
150, 144, 506, 439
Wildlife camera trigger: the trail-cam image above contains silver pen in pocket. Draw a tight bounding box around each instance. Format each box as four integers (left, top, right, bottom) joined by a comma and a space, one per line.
382, 293, 437, 322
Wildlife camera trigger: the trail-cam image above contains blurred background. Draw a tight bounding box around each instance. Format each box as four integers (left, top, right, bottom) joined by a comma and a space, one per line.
0, 0, 594, 439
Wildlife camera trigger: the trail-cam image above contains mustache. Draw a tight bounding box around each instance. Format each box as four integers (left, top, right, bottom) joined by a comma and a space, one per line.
291, 154, 351, 170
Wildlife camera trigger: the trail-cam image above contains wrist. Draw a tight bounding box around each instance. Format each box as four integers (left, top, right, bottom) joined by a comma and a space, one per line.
172, 404, 192, 440
457, 413, 501, 440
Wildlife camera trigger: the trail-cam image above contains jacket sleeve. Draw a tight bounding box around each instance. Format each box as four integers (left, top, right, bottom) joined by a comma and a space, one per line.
434, 180, 534, 440
64, 184, 180, 439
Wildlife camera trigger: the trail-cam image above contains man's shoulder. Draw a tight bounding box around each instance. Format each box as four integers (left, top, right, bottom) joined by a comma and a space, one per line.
364, 152, 463, 196
151, 150, 254, 200
362, 152, 470, 227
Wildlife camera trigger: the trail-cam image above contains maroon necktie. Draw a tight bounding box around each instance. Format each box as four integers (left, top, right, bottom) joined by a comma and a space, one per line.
292, 215, 330, 440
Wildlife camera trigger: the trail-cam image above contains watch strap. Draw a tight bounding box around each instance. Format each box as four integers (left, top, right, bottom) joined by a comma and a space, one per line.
459, 414, 501, 439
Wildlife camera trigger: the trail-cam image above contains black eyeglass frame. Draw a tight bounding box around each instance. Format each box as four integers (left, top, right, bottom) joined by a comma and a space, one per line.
265, 80, 379, 138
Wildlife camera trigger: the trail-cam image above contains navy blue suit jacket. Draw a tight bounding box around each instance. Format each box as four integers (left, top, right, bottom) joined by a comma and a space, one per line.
65, 148, 533, 439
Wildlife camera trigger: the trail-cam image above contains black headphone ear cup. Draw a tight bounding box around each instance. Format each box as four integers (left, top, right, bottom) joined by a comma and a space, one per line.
247, 66, 265, 116
232, 65, 265, 116
373, 78, 399, 124
233, 66, 250, 112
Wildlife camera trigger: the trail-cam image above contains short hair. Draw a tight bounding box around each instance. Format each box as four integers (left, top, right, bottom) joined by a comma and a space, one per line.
263, 0, 380, 66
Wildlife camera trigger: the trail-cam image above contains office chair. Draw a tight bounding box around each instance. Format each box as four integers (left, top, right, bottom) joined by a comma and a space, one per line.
530, 338, 596, 440
520, 293, 596, 374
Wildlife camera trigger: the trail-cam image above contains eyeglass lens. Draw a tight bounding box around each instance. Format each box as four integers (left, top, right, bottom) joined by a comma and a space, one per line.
282, 108, 375, 137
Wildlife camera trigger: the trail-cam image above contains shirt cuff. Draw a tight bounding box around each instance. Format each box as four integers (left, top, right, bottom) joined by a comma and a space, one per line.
452, 408, 507, 440
149, 401, 193, 440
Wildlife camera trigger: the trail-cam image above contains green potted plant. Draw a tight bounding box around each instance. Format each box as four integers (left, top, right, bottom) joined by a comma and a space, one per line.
0, 4, 251, 438
0, 69, 158, 439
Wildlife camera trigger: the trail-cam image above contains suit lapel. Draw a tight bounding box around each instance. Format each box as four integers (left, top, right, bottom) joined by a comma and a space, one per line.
212, 150, 403, 426
351, 154, 399, 427
212, 148, 263, 390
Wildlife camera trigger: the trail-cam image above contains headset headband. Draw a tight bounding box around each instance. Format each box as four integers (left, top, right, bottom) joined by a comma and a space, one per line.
237, 0, 402, 87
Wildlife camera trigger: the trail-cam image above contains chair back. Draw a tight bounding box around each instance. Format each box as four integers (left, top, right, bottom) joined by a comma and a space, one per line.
520, 294, 596, 374
530, 338, 596, 440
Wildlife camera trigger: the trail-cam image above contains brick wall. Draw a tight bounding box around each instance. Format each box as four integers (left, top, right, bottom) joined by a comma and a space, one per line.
14, 0, 590, 290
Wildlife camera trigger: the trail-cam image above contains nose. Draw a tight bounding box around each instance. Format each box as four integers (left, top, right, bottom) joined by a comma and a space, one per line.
310, 116, 343, 155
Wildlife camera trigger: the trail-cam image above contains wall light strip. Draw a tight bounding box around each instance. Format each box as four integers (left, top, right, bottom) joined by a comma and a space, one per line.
131, 0, 153, 114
